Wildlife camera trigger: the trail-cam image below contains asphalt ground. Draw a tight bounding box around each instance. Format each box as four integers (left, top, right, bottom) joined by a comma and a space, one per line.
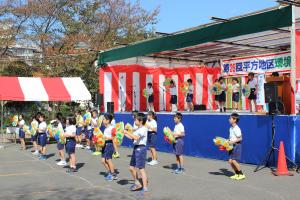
0, 143, 299, 200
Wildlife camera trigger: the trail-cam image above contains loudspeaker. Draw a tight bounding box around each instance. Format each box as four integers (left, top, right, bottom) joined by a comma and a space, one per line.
94, 93, 103, 107
264, 82, 278, 103
194, 104, 206, 111
269, 101, 284, 115
107, 102, 114, 114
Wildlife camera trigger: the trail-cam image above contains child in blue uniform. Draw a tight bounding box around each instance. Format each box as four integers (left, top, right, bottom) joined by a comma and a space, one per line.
91, 110, 99, 154
146, 83, 154, 112
84, 108, 93, 151
55, 113, 67, 166
75, 110, 84, 148
64, 116, 77, 173
218, 77, 227, 112
37, 113, 47, 160
147, 111, 158, 166
228, 113, 245, 180
101, 113, 118, 181
31, 113, 40, 156
186, 79, 194, 112
18, 114, 26, 150
172, 112, 185, 174
124, 113, 148, 194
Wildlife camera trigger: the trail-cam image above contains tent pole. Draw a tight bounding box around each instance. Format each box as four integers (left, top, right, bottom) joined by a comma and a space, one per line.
1, 100, 3, 143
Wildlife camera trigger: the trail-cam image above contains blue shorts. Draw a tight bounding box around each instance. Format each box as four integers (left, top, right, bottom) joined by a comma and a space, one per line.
248, 89, 257, 100
170, 95, 177, 104
85, 128, 93, 140
186, 94, 193, 103
232, 92, 240, 102
38, 133, 47, 147
76, 126, 83, 136
102, 141, 114, 159
65, 139, 76, 154
19, 128, 25, 139
148, 95, 154, 103
147, 132, 157, 148
31, 134, 38, 142
229, 143, 242, 161
173, 138, 184, 156
130, 145, 147, 169
57, 143, 64, 150
219, 91, 226, 102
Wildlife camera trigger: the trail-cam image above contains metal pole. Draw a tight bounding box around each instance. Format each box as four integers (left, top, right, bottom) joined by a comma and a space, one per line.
1, 100, 4, 143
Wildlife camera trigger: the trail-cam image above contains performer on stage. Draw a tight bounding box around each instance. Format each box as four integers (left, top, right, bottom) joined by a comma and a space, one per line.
147, 82, 154, 112
232, 78, 240, 111
218, 77, 227, 112
247, 72, 258, 112
186, 79, 194, 112
169, 80, 178, 112
214, 79, 220, 111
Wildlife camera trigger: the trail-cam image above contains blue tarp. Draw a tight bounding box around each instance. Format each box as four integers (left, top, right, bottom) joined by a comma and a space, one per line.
114, 113, 300, 166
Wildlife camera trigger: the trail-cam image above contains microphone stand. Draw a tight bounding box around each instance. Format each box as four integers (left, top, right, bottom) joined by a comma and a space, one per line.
133, 86, 137, 111
159, 85, 166, 111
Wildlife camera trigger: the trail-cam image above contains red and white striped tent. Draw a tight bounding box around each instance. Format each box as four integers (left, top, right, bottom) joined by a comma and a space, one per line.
100, 64, 222, 112
0, 77, 91, 101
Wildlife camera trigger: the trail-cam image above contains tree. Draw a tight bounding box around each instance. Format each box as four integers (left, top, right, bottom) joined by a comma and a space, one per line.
0, 0, 159, 94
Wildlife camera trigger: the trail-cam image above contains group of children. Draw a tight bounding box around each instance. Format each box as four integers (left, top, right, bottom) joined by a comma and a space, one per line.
17, 108, 245, 194
145, 72, 258, 113
146, 78, 194, 112
214, 72, 258, 112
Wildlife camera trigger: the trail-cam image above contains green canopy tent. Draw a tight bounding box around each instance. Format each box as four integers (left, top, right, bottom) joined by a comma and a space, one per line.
98, 5, 300, 114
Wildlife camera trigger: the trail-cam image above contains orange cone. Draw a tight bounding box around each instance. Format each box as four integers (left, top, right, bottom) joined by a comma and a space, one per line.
272, 141, 293, 176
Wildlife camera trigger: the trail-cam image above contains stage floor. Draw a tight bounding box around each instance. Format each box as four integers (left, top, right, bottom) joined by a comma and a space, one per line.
115, 110, 268, 115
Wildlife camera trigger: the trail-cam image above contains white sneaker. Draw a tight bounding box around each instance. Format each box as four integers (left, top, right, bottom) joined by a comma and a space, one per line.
32, 150, 39, 156
148, 160, 158, 166
85, 146, 90, 150
75, 144, 81, 148
56, 160, 67, 166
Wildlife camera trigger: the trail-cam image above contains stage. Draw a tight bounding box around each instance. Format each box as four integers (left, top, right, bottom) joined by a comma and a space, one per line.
114, 112, 300, 166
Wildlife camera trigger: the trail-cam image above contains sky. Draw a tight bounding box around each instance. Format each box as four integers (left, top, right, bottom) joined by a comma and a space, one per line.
137, 0, 278, 33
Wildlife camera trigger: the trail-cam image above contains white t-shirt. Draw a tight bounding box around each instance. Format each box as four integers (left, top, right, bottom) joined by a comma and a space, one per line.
38, 122, 47, 133
147, 119, 157, 132
65, 125, 76, 136
19, 119, 25, 127
133, 126, 147, 146
229, 125, 242, 141
233, 83, 240, 93
248, 78, 258, 89
104, 125, 114, 139
133, 123, 138, 131
91, 117, 98, 128
188, 85, 194, 94
111, 119, 116, 127
174, 122, 185, 137
170, 86, 177, 95
147, 87, 153, 95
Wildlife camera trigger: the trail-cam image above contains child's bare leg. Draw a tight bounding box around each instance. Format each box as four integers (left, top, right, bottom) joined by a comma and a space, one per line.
178, 155, 184, 168
129, 166, 140, 185
101, 158, 109, 171
150, 147, 157, 160
106, 159, 115, 173
139, 168, 148, 189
